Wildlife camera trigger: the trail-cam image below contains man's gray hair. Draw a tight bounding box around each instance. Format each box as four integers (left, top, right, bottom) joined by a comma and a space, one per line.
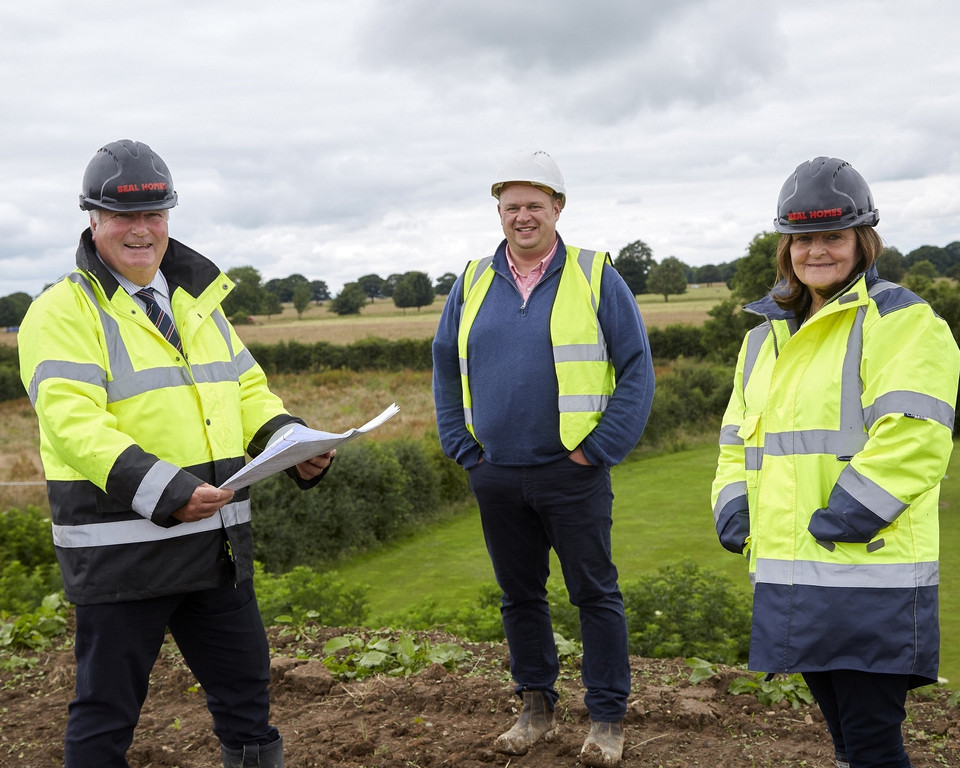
88, 208, 170, 224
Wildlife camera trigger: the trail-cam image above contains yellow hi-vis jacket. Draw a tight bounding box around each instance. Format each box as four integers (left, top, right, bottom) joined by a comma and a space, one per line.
457, 246, 616, 450
712, 266, 959, 684
19, 230, 301, 604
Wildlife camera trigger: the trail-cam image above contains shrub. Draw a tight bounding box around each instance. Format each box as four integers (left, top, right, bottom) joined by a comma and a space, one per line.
642, 361, 733, 447
0, 561, 63, 615
253, 563, 368, 627
621, 560, 751, 664
0, 506, 57, 568
387, 583, 506, 642
0, 364, 24, 403
647, 324, 707, 360
251, 435, 471, 573
252, 440, 411, 572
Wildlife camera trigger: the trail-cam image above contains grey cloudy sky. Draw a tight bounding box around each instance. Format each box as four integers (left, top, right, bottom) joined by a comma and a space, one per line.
1, 0, 958, 298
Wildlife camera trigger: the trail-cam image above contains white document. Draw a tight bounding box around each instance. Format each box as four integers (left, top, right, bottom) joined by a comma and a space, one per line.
219, 403, 400, 491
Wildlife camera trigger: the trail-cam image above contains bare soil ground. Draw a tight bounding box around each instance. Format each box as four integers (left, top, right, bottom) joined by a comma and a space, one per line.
2, 625, 959, 768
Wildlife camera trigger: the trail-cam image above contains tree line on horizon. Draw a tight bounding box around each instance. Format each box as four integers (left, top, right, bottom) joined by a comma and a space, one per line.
2, 235, 958, 327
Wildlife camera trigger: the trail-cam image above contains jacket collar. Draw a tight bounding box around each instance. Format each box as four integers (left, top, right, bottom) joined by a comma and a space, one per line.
745, 264, 880, 321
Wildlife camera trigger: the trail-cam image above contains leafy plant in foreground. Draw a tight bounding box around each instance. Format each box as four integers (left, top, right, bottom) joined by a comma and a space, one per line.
728, 672, 814, 709
0, 593, 69, 657
321, 631, 468, 680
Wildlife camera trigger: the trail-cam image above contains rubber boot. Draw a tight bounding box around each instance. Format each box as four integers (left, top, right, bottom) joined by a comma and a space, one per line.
494, 690, 558, 755
580, 720, 624, 767
221, 735, 284, 767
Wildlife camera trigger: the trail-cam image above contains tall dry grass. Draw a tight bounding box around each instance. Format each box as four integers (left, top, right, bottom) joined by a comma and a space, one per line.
0, 369, 435, 513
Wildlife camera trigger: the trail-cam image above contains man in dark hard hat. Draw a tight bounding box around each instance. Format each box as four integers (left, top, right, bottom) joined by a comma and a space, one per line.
18, 139, 336, 768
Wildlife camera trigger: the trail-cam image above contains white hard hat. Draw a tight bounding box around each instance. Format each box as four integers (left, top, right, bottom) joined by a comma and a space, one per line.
491, 149, 566, 209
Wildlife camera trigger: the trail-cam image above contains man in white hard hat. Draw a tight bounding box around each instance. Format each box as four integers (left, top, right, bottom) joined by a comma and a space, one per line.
432, 149, 655, 766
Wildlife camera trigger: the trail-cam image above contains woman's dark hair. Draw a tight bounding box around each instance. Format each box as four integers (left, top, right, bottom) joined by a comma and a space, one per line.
773, 226, 883, 316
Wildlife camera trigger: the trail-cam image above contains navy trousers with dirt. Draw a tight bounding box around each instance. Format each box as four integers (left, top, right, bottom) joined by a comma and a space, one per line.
469, 457, 631, 722
65, 577, 279, 767
802, 670, 913, 768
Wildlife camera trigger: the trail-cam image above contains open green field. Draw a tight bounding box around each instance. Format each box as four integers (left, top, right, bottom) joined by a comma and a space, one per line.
224, 284, 732, 347
0, 284, 730, 349
333, 441, 960, 688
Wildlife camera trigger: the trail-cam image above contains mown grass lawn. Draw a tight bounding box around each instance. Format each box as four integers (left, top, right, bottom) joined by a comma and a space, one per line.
334, 440, 960, 688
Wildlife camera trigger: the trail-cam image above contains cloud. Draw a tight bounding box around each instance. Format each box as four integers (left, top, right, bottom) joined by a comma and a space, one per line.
0, 0, 958, 300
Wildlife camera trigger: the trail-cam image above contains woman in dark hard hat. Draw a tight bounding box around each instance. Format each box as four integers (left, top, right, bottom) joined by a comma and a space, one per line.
712, 157, 960, 768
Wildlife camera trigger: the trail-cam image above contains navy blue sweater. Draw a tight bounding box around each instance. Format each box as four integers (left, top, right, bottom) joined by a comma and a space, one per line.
432, 236, 655, 469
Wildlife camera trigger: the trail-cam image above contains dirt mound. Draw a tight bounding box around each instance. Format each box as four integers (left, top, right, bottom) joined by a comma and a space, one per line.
2, 625, 959, 767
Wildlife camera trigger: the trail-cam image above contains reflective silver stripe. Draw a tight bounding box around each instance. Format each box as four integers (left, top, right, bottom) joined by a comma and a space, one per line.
836, 465, 907, 523
211, 309, 234, 357
219, 499, 250, 527
742, 322, 770, 391
865, 390, 956, 431
28, 360, 106, 406
131, 461, 181, 518
107, 366, 193, 402
764, 429, 868, 458
713, 480, 746, 523
70, 272, 137, 382
467, 256, 494, 294
839, 306, 866, 436
458, 357, 469, 376
554, 343, 608, 363
463, 405, 473, 427
756, 557, 938, 588
52, 499, 251, 548
576, 249, 600, 312
744, 447, 763, 471
190, 360, 240, 385
235, 347, 257, 376
719, 424, 742, 446
559, 393, 609, 414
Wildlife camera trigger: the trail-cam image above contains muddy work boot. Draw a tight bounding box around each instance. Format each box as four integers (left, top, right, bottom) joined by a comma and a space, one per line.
494, 690, 559, 755
221, 735, 284, 767
580, 720, 624, 767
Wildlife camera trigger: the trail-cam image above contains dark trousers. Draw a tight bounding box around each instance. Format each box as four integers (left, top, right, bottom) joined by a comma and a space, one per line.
802, 670, 912, 768
469, 458, 630, 721
65, 578, 278, 768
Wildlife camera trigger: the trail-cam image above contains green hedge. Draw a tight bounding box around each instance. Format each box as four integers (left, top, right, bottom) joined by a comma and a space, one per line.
647, 323, 707, 360
247, 337, 432, 375
0, 345, 23, 403
0, 507, 62, 615
251, 436, 470, 572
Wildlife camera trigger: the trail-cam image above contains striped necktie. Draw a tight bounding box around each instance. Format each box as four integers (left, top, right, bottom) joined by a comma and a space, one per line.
134, 288, 183, 353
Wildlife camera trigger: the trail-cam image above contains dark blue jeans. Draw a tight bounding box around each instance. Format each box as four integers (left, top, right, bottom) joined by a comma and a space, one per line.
469, 458, 630, 721
802, 670, 912, 768
65, 578, 278, 767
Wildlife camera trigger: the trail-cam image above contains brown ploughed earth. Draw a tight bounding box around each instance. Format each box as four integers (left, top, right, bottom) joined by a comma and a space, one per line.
3, 625, 960, 768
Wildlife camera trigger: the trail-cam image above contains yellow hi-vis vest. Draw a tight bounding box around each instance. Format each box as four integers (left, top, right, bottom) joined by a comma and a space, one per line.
457, 247, 616, 450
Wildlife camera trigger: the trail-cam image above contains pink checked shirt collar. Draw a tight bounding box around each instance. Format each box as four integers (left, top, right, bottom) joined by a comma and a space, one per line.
505, 239, 559, 299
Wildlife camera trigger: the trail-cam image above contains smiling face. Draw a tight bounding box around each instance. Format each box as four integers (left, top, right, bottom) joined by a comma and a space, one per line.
789, 228, 860, 313
497, 183, 561, 267
90, 209, 170, 286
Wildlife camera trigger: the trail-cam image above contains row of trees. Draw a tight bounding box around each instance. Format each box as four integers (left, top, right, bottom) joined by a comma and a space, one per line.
222, 267, 439, 321
2, 238, 959, 327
